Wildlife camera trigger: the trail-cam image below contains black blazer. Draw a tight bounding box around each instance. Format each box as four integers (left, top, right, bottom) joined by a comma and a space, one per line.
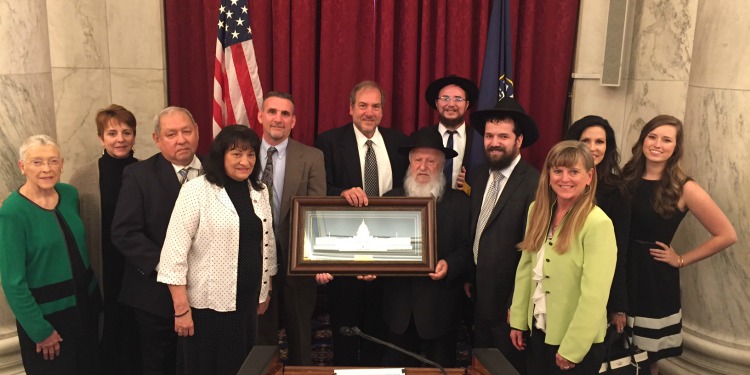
381, 188, 472, 339
111, 153, 190, 318
596, 185, 631, 314
315, 123, 408, 197
429, 124, 486, 187
470, 160, 539, 323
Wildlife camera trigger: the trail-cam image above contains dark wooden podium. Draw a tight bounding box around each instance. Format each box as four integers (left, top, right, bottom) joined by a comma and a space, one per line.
237, 346, 519, 375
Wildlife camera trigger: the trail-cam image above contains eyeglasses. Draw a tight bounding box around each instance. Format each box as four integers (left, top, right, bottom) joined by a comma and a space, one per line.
25, 159, 63, 168
437, 96, 466, 103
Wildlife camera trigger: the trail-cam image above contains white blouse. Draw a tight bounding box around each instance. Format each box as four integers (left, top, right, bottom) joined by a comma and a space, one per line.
157, 176, 277, 312
532, 242, 548, 331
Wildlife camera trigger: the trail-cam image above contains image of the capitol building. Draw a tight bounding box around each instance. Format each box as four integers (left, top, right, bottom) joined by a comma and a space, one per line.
307, 219, 420, 261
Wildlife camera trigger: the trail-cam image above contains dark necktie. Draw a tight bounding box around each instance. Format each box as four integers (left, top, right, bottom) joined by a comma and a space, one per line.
443, 130, 457, 187
364, 140, 379, 197
261, 147, 277, 208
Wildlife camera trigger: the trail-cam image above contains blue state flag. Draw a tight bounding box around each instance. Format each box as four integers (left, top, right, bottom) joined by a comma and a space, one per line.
477, 0, 514, 109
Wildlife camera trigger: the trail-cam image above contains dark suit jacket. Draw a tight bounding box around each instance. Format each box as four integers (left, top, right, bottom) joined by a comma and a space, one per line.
111, 153, 189, 318
470, 160, 539, 324
382, 188, 472, 339
315, 123, 408, 197
429, 124, 486, 187
596, 186, 631, 314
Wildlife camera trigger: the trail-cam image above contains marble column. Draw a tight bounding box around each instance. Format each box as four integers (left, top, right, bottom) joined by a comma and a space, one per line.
0, 0, 55, 373
662, 0, 750, 374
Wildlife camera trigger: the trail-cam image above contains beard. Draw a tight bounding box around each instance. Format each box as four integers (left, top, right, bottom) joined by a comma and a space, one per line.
438, 114, 465, 129
486, 143, 520, 170
403, 168, 446, 200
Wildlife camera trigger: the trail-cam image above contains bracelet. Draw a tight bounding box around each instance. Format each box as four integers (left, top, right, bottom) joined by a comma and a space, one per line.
678, 256, 684, 268
175, 308, 190, 318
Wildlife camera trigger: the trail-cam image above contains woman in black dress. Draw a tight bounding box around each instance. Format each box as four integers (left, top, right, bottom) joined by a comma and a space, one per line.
565, 115, 630, 333
157, 125, 277, 375
69, 104, 140, 373
621, 115, 736, 375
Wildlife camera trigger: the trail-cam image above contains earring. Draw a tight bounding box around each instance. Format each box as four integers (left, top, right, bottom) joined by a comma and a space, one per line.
583, 185, 591, 195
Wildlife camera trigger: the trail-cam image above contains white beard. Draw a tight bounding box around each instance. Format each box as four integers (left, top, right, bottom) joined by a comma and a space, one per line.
403, 169, 446, 200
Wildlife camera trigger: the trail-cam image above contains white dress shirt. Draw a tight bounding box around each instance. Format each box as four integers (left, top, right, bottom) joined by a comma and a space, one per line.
260, 138, 288, 227
353, 126, 393, 196
170, 155, 203, 181
157, 176, 277, 311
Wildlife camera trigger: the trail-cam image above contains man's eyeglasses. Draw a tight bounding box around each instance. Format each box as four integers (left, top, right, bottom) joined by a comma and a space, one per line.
25, 159, 63, 168
437, 96, 466, 103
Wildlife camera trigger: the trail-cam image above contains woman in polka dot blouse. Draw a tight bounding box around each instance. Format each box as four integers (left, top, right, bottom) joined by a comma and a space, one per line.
157, 125, 277, 375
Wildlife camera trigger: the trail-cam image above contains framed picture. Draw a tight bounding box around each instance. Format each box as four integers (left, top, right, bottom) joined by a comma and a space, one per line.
288, 196, 437, 276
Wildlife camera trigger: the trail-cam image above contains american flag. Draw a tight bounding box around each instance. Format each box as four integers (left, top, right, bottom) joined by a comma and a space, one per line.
213, 0, 263, 137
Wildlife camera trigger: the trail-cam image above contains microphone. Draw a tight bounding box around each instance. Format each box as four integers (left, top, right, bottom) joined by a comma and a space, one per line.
339, 326, 447, 375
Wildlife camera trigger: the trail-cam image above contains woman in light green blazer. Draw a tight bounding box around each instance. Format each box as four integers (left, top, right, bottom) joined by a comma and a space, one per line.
510, 141, 617, 374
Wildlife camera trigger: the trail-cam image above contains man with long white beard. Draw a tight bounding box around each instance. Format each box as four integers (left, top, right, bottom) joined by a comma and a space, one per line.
379, 127, 473, 367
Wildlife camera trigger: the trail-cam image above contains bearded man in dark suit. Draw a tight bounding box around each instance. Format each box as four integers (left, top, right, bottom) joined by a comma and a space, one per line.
466, 97, 541, 374
380, 127, 472, 367
424, 75, 485, 194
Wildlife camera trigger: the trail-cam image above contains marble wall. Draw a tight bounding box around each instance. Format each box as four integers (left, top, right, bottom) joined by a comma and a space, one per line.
0, 2, 56, 372
572, 0, 749, 374
0, 1, 166, 373
47, 0, 166, 182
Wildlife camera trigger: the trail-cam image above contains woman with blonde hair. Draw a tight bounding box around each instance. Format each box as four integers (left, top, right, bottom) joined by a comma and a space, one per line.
621, 115, 736, 375
510, 140, 616, 374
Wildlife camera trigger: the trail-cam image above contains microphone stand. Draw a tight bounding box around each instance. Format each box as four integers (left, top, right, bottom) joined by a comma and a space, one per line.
341, 326, 448, 375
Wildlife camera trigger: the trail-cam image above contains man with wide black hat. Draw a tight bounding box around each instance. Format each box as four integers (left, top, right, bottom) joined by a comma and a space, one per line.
466, 97, 540, 374
379, 127, 473, 367
424, 75, 486, 193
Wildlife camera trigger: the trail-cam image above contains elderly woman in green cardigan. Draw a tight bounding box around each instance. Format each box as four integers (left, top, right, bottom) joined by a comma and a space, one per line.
510, 141, 616, 374
0, 135, 101, 374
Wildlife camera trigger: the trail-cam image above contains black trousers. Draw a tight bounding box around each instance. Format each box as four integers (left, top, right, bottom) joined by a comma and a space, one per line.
529, 325, 605, 375
330, 277, 386, 366
381, 316, 457, 368
474, 312, 527, 374
133, 308, 177, 375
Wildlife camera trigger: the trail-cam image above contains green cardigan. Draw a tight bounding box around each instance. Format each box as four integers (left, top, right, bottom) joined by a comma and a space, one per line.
510, 203, 616, 363
0, 183, 97, 342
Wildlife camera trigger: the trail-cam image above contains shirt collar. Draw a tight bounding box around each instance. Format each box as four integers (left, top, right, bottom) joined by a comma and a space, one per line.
438, 122, 466, 138
353, 124, 384, 147
261, 137, 289, 158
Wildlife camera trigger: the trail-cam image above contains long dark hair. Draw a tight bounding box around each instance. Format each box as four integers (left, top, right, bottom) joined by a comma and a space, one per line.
565, 115, 625, 196
204, 125, 263, 190
621, 115, 689, 218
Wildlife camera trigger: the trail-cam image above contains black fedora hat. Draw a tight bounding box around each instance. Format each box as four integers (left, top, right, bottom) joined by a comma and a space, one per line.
425, 75, 479, 109
398, 127, 458, 159
470, 97, 539, 148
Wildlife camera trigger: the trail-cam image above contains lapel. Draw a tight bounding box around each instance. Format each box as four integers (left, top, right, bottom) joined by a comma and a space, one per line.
342, 124, 364, 187
487, 160, 529, 225
155, 154, 181, 200
462, 124, 473, 168
471, 167, 490, 228
280, 139, 303, 220
216, 183, 236, 213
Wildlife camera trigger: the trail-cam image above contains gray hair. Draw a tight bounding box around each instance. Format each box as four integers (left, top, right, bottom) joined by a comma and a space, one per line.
153, 106, 197, 134
19, 134, 59, 161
